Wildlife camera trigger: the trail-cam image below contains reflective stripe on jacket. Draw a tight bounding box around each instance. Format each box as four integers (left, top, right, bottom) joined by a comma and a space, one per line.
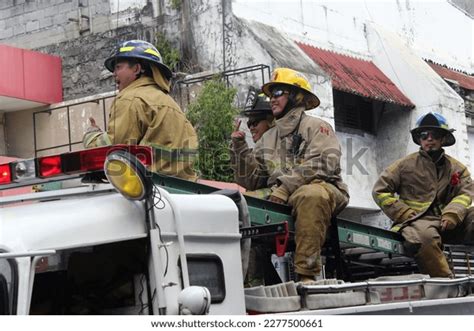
372, 150, 473, 227
83, 76, 198, 180
231, 106, 348, 198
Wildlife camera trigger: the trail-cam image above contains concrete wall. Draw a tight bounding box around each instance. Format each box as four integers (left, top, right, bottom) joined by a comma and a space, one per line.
469, 130, 474, 167
367, 24, 470, 167
374, 104, 413, 174
0, 0, 112, 49
468, 117, 474, 170
232, 0, 473, 72
37, 23, 158, 100
338, 131, 378, 210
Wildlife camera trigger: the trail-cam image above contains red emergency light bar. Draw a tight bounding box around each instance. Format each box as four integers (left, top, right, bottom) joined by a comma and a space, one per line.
0, 145, 153, 186
0, 164, 11, 185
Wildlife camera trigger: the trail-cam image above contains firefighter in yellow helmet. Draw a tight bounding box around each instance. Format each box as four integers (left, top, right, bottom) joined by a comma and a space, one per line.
373, 112, 474, 277
83, 40, 198, 180
233, 68, 349, 282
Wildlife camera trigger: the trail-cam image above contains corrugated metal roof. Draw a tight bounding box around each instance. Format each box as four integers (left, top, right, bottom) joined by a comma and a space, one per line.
297, 42, 414, 108
427, 61, 474, 91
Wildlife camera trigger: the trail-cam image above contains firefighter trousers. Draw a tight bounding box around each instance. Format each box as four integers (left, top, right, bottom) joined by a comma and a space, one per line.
288, 181, 349, 277
401, 207, 474, 277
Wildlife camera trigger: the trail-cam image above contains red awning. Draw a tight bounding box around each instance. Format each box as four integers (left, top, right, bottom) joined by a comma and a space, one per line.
297, 42, 414, 108
0, 44, 62, 112
427, 61, 474, 91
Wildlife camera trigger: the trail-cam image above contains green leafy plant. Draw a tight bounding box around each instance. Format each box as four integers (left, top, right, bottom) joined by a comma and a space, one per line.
170, 0, 181, 10
187, 79, 239, 182
154, 32, 181, 72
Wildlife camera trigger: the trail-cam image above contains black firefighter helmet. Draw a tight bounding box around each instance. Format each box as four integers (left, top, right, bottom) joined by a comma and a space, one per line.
241, 86, 272, 118
410, 112, 456, 147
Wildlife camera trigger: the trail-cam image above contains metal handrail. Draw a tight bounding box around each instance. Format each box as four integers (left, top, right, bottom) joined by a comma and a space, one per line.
33, 95, 111, 157
33, 64, 272, 157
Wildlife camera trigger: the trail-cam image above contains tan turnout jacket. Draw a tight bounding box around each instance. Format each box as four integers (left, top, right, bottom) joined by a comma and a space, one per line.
373, 150, 473, 228
231, 106, 348, 201
83, 76, 198, 180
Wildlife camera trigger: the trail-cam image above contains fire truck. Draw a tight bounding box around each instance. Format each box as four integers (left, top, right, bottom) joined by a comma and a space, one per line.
0, 145, 473, 315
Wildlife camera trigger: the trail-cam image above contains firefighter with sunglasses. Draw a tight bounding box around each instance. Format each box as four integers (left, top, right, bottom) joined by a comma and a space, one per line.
232, 68, 349, 282
373, 112, 474, 277
231, 87, 274, 194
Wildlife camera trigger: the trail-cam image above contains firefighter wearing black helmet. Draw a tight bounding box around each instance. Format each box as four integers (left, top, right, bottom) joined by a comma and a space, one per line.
230, 87, 274, 195
83, 40, 198, 180
373, 112, 474, 277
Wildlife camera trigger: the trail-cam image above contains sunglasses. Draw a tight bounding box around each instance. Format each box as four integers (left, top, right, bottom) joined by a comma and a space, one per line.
270, 89, 289, 98
247, 119, 264, 129
419, 130, 444, 140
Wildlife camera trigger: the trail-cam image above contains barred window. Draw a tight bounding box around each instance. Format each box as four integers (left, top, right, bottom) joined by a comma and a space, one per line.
334, 90, 375, 134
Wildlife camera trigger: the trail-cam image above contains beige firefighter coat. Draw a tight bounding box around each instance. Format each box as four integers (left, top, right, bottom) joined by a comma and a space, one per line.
373, 150, 473, 228
83, 76, 198, 180
231, 106, 348, 200
231, 106, 348, 276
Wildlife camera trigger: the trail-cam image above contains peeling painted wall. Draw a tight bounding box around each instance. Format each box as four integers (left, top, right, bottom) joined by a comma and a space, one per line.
367, 24, 470, 168
338, 132, 379, 209
233, 0, 472, 72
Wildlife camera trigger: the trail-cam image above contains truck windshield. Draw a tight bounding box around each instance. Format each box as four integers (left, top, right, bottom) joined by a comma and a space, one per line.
0, 257, 16, 315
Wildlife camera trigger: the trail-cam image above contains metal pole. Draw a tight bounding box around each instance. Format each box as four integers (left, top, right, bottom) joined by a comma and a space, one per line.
158, 188, 190, 288
33, 112, 37, 157
102, 97, 107, 129
145, 197, 168, 315
222, 0, 225, 72
66, 105, 72, 151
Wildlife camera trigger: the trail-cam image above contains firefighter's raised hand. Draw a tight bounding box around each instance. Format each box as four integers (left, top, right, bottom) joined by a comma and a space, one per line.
89, 117, 99, 128
231, 118, 245, 140
86, 116, 102, 133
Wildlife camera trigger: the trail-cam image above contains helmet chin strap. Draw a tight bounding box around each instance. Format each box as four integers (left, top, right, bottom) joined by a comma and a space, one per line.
426, 148, 444, 163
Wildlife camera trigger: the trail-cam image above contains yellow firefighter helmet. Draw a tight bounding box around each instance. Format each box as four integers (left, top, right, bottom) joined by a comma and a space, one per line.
262, 68, 320, 110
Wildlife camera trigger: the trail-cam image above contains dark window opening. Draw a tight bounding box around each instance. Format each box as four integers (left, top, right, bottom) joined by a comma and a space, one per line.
29, 239, 148, 315
333, 90, 378, 134
0, 256, 17, 315
0, 275, 9, 315
183, 254, 226, 303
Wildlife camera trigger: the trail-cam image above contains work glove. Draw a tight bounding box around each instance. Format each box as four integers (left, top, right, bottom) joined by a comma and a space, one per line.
440, 213, 459, 232
269, 185, 289, 204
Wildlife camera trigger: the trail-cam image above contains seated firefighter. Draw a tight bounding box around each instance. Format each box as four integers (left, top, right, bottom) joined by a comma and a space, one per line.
231, 86, 274, 196
231, 68, 349, 282
373, 112, 474, 277
83, 39, 198, 180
